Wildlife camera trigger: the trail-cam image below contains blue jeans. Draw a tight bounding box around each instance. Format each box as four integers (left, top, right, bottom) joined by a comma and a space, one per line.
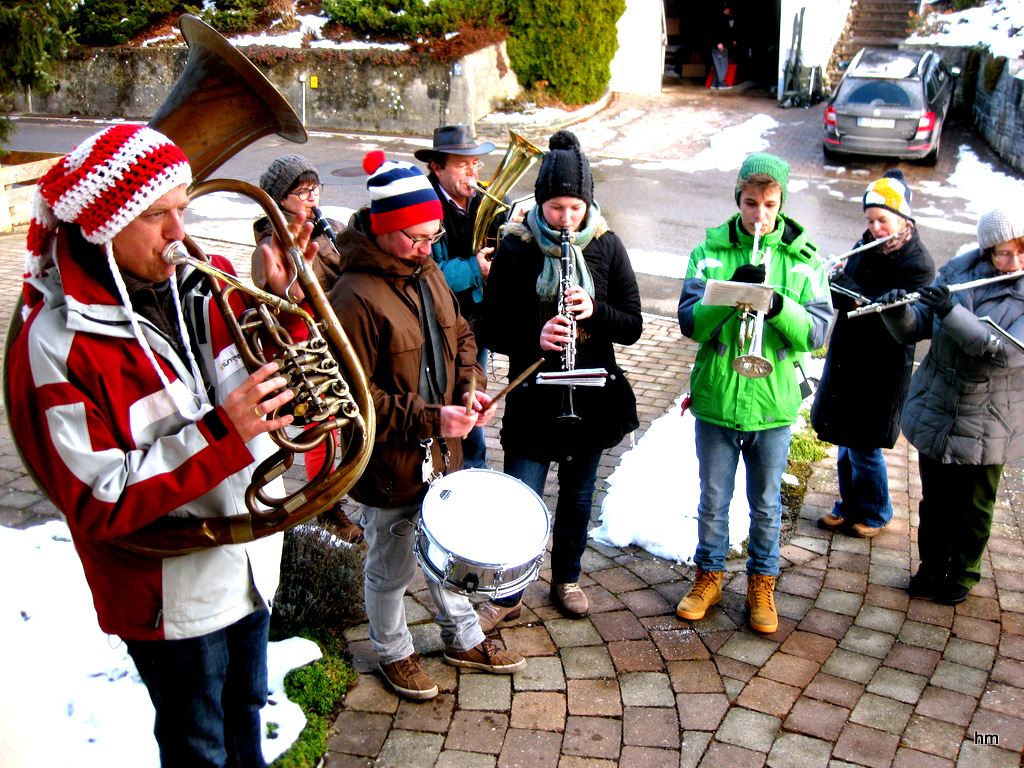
493, 450, 602, 607
126, 609, 270, 768
693, 419, 791, 575
833, 445, 893, 529
361, 502, 484, 662
462, 346, 490, 469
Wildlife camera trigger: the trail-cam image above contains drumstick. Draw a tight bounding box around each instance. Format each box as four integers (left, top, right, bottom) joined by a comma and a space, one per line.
488, 357, 546, 409
466, 371, 476, 415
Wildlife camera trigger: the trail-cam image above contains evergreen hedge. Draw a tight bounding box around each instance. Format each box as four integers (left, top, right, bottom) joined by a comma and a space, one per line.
505, 0, 624, 105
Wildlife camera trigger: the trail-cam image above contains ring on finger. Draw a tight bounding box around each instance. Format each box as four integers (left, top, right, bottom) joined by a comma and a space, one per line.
253, 405, 262, 418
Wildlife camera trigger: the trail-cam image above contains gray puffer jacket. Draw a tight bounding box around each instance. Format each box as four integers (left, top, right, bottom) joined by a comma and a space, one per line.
883, 248, 1024, 465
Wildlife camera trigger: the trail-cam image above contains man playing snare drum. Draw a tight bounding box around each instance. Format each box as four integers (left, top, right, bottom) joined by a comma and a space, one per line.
327, 151, 526, 701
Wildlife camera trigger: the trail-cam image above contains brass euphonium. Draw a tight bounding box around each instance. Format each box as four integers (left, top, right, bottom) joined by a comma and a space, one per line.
2, 15, 376, 556
471, 129, 546, 255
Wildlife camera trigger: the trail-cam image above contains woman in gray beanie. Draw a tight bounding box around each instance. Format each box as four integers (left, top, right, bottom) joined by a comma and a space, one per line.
477, 130, 643, 626
251, 155, 360, 542
879, 205, 1024, 605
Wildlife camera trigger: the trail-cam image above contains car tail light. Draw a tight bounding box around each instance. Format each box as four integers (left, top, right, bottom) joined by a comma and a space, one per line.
824, 106, 837, 127
917, 112, 936, 132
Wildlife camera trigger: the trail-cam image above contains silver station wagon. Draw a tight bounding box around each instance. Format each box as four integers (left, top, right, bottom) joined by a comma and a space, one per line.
823, 48, 958, 166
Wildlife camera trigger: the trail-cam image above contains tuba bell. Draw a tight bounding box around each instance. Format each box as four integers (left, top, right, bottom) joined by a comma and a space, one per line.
471, 129, 545, 255
2, 15, 376, 556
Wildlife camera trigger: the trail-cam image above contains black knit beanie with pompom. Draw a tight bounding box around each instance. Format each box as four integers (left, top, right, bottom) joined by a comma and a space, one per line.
534, 130, 594, 207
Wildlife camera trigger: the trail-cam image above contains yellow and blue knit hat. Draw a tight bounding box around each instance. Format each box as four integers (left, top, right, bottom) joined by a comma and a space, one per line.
863, 169, 912, 220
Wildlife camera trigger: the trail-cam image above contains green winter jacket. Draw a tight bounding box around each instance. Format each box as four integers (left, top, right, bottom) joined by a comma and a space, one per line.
678, 213, 832, 431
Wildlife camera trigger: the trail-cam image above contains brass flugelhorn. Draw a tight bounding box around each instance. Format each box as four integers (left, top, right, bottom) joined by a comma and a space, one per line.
848, 269, 1024, 318
471, 129, 546, 256
733, 222, 774, 379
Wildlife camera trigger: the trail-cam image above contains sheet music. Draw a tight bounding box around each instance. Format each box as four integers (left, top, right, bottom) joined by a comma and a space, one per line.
703, 279, 774, 312
979, 316, 1024, 353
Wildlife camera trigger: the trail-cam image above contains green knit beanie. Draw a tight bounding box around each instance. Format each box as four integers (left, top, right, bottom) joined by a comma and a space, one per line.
734, 153, 790, 209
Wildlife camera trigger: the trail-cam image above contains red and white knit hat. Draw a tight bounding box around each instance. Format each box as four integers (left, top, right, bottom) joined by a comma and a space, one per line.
25, 124, 191, 281
362, 150, 442, 235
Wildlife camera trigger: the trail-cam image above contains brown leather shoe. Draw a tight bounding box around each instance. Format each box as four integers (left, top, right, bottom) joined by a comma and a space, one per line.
851, 522, 885, 538
379, 654, 438, 700
444, 638, 526, 673
676, 569, 723, 621
746, 574, 778, 634
551, 582, 589, 617
319, 502, 365, 545
476, 601, 523, 633
817, 512, 845, 531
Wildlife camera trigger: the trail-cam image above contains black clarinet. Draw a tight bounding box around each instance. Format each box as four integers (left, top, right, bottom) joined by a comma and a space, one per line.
558, 227, 580, 423
311, 206, 339, 251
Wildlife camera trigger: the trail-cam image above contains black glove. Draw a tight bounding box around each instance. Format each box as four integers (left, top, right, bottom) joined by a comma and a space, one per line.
875, 288, 908, 316
766, 292, 783, 318
919, 285, 954, 319
731, 264, 766, 283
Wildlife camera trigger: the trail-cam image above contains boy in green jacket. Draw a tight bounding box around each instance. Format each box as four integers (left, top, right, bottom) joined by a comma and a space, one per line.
676, 153, 832, 633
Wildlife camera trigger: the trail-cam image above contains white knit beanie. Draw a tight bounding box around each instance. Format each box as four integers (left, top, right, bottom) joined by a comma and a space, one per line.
977, 207, 1024, 250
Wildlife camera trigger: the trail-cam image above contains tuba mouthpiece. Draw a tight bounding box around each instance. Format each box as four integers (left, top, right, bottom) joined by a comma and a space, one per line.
162, 241, 191, 265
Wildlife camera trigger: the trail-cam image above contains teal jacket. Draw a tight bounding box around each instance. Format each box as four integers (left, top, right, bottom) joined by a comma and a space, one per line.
678, 214, 832, 431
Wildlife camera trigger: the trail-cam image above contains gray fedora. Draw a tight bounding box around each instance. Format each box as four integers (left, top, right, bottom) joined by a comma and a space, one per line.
414, 124, 496, 162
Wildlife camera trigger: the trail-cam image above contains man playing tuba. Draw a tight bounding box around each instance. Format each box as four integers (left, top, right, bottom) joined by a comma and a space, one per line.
6, 124, 320, 766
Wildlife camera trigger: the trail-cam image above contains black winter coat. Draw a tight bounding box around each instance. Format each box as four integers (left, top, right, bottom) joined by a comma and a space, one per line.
811, 227, 934, 449
481, 223, 642, 462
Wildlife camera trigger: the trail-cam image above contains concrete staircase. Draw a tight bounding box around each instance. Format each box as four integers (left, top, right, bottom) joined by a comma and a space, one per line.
827, 0, 919, 86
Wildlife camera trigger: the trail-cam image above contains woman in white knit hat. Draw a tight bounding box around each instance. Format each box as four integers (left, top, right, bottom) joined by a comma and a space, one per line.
879, 205, 1024, 605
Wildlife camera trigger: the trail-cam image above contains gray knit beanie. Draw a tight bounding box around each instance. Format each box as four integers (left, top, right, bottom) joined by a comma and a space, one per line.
260, 154, 317, 205
977, 207, 1024, 250
534, 130, 594, 207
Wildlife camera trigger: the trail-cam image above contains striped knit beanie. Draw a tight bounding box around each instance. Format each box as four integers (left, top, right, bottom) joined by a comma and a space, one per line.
863, 169, 912, 220
534, 130, 593, 208
361, 150, 442, 235
25, 124, 191, 284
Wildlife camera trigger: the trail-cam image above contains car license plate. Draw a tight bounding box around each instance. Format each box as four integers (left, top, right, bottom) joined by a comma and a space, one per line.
857, 117, 896, 129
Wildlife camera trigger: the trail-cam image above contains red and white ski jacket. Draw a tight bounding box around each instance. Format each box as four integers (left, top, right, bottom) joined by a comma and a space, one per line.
8, 229, 287, 641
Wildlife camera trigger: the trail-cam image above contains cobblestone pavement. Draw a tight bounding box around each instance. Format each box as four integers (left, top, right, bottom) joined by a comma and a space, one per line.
2, 86, 1024, 767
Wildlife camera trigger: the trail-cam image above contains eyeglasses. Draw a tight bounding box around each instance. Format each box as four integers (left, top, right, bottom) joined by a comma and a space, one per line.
400, 225, 446, 248
289, 183, 324, 201
992, 248, 1024, 262
450, 160, 483, 173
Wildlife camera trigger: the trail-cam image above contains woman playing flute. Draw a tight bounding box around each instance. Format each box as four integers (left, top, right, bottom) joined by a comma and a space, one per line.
879, 206, 1024, 605
812, 169, 935, 538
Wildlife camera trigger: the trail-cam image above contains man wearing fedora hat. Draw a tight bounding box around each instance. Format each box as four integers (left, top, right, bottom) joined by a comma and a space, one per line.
415, 124, 499, 469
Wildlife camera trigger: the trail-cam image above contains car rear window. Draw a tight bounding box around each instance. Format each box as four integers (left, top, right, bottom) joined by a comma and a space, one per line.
851, 50, 921, 79
836, 78, 922, 109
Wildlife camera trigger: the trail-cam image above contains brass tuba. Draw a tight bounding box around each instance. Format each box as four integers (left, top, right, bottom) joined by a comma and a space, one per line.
471, 129, 545, 255
3, 15, 375, 556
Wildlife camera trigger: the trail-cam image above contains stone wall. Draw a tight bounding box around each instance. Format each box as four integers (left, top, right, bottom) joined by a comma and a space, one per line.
972, 53, 1024, 176
12, 41, 521, 137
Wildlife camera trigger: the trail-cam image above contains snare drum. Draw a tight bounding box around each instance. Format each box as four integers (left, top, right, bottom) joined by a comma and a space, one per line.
415, 469, 551, 598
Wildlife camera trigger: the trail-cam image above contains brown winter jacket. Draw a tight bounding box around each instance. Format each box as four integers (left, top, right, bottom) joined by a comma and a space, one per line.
251, 212, 347, 292
328, 209, 483, 507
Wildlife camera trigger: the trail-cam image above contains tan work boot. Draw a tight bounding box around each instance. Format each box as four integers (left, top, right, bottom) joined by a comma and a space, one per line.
746, 574, 778, 634
676, 569, 724, 620
378, 653, 438, 700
